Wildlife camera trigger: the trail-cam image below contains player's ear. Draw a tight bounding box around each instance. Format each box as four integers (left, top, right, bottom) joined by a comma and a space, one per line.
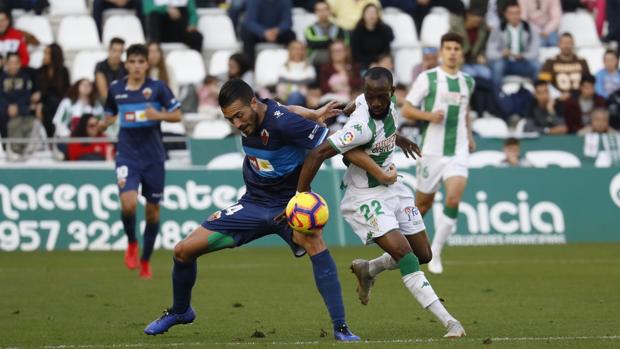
250, 97, 258, 111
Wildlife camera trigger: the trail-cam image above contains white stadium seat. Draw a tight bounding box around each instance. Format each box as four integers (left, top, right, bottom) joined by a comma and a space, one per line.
160, 121, 186, 135
199, 14, 238, 50
383, 12, 419, 49
254, 48, 288, 87
525, 150, 581, 168
193, 120, 232, 139
28, 47, 45, 69
558, 11, 601, 48
14, 16, 53, 46
578, 46, 606, 74
419, 9, 449, 47
538, 47, 560, 64
394, 48, 422, 85
58, 16, 101, 51
71, 50, 107, 83
206, 152, 245, 170
292, 12, 317, 43
472, 116, 509, 138
468, 151, 506, 168
208, 50, 234, 76
49, 0, 88, 16
166, 50, 206, 85
103, 15, 145, 47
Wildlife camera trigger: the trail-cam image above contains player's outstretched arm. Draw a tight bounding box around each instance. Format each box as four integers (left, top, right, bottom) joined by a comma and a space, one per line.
395, 134, 422, 159
401, 101, 444, 124
285, 100, 342, 124
145, 107, 182, 122
98, 115, 117, 133
343, 149, 398, 185
297, 140, 338, 192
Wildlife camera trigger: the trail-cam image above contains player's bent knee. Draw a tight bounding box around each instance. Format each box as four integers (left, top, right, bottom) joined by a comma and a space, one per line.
392, 245, 414, 262
293, 231, 326, 256
173, 241, 193, 264
417, 249, 432, 264
445, 195, 461, 208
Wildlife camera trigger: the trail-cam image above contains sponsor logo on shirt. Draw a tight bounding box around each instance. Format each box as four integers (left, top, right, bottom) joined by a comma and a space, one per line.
404, 206, 419, 221
124, 110, 146, 122
274, 110, 284, 118
338, 131, 355, 146
248, 156, 275, 172
440, 91, 467, 106
371, 134, 396, 154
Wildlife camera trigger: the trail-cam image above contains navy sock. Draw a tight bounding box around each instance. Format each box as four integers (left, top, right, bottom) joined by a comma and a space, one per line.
171, 258, 197, 314
121, 214, 136, 243
141, 221, 159, 261
310, 249, 346, 331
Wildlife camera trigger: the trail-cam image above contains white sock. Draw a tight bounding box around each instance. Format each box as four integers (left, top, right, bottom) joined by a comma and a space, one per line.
402, 271, 455, 327
368, 252, 398, 277
431, 212, 457, 256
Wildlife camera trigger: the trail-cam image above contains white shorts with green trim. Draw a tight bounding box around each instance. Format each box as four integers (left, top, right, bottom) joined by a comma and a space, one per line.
340, 182, 426, 245
415, 154, 468, 194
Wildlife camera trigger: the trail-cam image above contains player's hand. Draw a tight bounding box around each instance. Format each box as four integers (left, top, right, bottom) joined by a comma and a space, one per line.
342, 101, 356, 116
380, 164, 398, 185
167, 6, 181, 20
429, 110, 444, 124
273, 210, 287, 224
7, 104, 18, 118
315, 100, 342, 123
145, 107, 160, 120
468, 135, 476, 153
264, 28, 278, 42
395, 134, 422, 159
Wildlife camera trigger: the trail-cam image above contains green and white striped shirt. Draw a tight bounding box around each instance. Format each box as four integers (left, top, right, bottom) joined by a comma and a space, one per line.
328, 94, 398, 189
406, 67, 474, 156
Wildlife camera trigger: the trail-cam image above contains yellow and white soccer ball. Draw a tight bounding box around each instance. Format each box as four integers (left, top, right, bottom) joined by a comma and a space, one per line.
285, 192, 329, 234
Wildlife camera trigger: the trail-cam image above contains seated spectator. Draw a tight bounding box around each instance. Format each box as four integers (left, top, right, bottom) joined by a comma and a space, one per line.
240, 0, 296, 64
560, 0, 587, 12
0, 0, 49, 14
33, 44, 70, 138
607, 88, 620, 130
224, 53, 255, 86
276, 40, 316, 105
518, 0, 562, 47
95, 38, 127, 102
305, 0, 349, 67
143, 0, 203, 52
411, 0, 466, 35
500, 137, 532, 167
564, 75, 606, 133
147, 41, 178, 96
67, 114, 114, 161
198, 75, 220, 113
0, 53, 43, 156
524, 80, 567, 134
411, 47, 439, 83
604, 0, 620, 46
581, 108, 620, 166
327, 0, 380, 31
53, 79, 104, 138
595, 50, 620, 99
486, 1, 540, 97
319, 40, 362, 102
0, 9, 29, 66
93, 0, 142, 40
539, 33, 590, 100
351, 3, 394, 69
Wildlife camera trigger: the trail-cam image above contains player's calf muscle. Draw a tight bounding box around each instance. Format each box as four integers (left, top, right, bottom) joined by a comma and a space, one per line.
293, 231, 326, 255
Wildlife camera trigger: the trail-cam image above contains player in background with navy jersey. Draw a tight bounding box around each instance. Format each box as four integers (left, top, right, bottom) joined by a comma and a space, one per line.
99, 44, 182, 279
143, 79, 399, 340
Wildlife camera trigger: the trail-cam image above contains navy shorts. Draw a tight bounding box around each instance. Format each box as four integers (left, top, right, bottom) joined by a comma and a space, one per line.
115, 159, 165, 204
202, 198, 305, 257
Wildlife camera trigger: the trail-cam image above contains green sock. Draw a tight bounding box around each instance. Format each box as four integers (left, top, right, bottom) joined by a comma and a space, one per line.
443, 205, 459, 219
398, 252, 421, 276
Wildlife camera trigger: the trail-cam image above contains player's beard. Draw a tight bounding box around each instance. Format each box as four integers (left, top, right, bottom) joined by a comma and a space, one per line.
368, 105, 390, 120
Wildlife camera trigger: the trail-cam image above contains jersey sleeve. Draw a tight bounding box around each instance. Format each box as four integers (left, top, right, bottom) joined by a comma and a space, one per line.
405, 72, 429, 108
103, 84, 117, 116
157, 81, 181, 111
278, 108, 329, 150
327, 114, 373, 154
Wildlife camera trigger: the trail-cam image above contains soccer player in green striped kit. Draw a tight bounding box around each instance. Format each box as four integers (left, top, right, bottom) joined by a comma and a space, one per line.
401, 32, 476, 274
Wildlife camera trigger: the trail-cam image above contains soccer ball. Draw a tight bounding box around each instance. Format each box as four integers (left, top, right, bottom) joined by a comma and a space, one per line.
285, 192, 329, 234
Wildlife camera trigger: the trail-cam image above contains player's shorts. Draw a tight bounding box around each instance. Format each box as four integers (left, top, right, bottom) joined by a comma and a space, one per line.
415, 154, 468, 194
201, 198, 305, 257
115, 159, 165, 204
340, 182, 426, 245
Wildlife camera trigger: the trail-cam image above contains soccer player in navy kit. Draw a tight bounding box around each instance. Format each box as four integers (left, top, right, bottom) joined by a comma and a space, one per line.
143, 79, 402, 340
99, 44, 181, 279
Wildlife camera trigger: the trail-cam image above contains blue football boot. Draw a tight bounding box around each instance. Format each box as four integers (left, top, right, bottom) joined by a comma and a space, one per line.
144, 307, 196, 335
334, 324, 361, 341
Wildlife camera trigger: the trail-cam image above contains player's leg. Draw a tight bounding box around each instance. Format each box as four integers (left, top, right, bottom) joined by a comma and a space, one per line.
138, 162, 165, 278
416, 191, 436, 216
291, 230, 360, 341
429, 175, 467, 274
144, 225, 235, 335
116, 163, 141, 269
374, 231, 465, 338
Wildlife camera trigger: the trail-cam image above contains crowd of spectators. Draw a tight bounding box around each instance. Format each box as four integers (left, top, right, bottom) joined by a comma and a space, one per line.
0, 0, 619, 164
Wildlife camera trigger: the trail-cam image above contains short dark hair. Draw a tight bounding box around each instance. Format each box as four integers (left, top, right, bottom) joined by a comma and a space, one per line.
126, 44, 148, 59
604, 49, 619, 60
581, 75, 595, 85
503, 0, 520, 12
440, 32, 464, 48
6, 52, 20, 62
560, 32, 573, 40
504, 137, 520, 146
395, 83, 407, 91
533, 79, 548, 88
363, 66, 393, 87
109, 37, 125, 47
218, 78, 255, 109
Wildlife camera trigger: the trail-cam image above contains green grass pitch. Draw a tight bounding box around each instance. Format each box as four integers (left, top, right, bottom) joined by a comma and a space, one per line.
1, 244, 619, 349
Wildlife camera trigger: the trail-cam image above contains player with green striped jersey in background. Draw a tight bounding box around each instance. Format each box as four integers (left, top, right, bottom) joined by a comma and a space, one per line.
401, 32, 476, 274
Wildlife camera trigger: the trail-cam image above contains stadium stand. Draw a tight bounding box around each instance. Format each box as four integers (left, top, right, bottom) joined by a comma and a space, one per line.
57, 15, 100, 51
102, 14, 145, 47
525, 150, 582, 167
192, 120, 231, 139
254, 48, 288, 87
49, 0, 89, 16
558, 10, 601, 48
198, 13, 238, 51
292, 8, 316, 44
71, 50, 107, 83
208, 49, 234, 76
166, 49, 206, 85
468, 150, 506, 168
382, 10, 419, 50
472, 117, 510, 138
419, 8, 450, 48
394, 47, 422, 85
14, 15, 54, 46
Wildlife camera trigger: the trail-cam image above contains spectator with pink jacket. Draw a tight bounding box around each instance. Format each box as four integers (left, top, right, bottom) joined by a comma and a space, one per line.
518, 0, 562, 47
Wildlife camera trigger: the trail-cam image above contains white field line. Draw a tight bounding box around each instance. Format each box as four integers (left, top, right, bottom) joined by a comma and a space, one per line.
1, 335, 617, 349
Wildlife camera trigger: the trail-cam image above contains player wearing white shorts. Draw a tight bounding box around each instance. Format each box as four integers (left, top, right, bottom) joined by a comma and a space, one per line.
402, 32, 476, 274
295, 67, 465, 338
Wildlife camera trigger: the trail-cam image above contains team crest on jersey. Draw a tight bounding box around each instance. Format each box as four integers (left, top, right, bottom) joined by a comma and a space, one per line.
404, 206, 419, 221
208, 210, 222, 222
142, 87, 153, 99
273, 110, 284, 118
338, 131, 355, 146
353, 124, 363, 133
261, 129, 270, 145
